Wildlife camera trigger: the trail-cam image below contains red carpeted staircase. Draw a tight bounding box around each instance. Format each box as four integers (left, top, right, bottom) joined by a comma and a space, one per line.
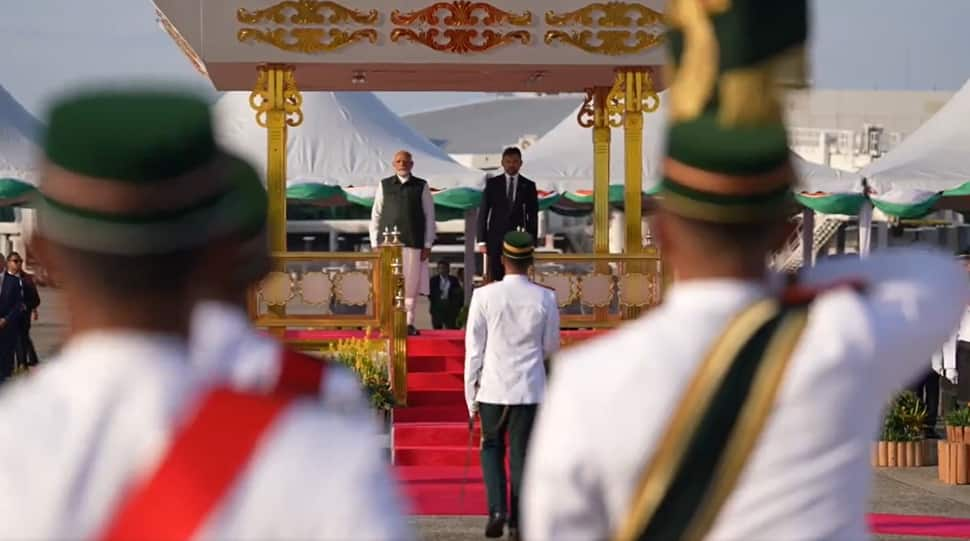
394, 330, 486, 515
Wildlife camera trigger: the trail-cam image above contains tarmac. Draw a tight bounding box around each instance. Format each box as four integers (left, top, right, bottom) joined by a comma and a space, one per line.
26, 287, 970, 541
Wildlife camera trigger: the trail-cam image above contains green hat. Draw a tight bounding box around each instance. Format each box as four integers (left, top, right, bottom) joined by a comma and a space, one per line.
37, 89, 244, 255
661, 0, 807, 223
225, 153, 268, 240
503, 231, 535, 260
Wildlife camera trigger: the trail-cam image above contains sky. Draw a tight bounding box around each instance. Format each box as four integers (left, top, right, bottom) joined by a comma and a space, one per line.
1, 0, 968, 118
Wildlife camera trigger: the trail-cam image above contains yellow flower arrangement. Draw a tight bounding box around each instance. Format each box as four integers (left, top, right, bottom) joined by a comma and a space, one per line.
326, 328, 395, 410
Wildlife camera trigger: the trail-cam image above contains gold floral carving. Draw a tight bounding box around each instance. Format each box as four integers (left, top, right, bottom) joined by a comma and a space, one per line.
334, 271, 373, 306
544, 2, 664, 56
618, 272, 659, 307
544, 29, 662, 56
390, 1, 532, 26
258, 271, 295, 306
607, 69, 661, 116
390, 28, 530, 53
579, 273, 614, 308
578, 87, 624, 128
238, 28, 378, 54
545, 2, 663, 27
249, 64, 304, 128
299, 272, 333, 305
390, 1, 532, 54
534, 273, 578, 308
237, 1, 378, 25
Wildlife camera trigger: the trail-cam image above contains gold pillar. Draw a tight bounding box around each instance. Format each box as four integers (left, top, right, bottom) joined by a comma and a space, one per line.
250, 64, 303, 253
582, 87, 616, 254
250, 64, 303, 329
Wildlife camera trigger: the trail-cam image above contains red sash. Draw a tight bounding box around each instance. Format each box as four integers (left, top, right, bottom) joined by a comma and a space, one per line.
274, 349, 328, 396
97, 389, 292, 541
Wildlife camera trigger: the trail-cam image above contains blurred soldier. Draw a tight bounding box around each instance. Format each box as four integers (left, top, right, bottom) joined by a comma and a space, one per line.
523, 3, 970, 540
0, 90, 412, 540
465, 231, 559, 540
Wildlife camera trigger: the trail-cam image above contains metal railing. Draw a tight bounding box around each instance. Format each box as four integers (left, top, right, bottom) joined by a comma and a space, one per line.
532, 248, 667, 328
247, 228, 409, 404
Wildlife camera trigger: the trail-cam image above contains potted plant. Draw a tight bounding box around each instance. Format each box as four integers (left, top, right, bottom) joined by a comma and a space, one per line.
326, 330, 396, 430
940, 403, 970, 484
873, 391, 927, 468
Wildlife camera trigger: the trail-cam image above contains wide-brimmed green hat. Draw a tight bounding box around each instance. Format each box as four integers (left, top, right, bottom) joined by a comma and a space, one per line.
660, 0, 808, 223
503, 231, 535, 260
37, 89, 247, 255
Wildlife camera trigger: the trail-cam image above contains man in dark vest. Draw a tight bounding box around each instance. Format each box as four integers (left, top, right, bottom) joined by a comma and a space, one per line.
477, 147, 538, 282
369, 150, 436, 335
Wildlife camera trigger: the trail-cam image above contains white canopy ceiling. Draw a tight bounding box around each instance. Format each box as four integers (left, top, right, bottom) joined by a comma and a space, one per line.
859, 78, 970, 192
214, 91, 486, 189
0, 86, 43, 184
521, 92, 854, 194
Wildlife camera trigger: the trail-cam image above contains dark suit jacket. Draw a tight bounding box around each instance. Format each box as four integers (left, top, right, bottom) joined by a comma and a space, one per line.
0, 273, 24, 332
18, 273, 39, 330
429, 274, 463, 313
477, 173, 539, 252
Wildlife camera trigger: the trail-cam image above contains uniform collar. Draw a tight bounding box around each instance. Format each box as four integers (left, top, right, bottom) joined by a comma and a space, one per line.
503, 274, 530, 283
664, 278, 774, 311
59, 329, 188, 372
189, 300, 252, 372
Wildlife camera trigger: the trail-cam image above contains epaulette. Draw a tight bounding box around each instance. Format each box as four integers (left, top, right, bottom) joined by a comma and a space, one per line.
532, 281, 555, 292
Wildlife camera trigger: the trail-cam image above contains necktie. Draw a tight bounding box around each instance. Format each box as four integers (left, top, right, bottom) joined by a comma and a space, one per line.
507, 176, 515, 202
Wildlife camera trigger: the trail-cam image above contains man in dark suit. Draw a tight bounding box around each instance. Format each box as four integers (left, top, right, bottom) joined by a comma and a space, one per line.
477, 147, 538, 282
7, 252, 39, 369
0, 253, 24, 382
429, 261, 463, 329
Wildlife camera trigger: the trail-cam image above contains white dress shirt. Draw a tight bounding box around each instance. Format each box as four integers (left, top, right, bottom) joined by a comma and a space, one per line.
464, 274, 560, 415
0, 330, 413, 540
189, 300, 371, 417
368, 173, 436, 249
524, 248, 970, 541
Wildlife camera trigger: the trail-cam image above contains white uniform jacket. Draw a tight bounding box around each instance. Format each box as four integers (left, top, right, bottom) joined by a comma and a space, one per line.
189, 300, 370, 417
0, 331, 413, 540
523, 249, 970, 541
464, 274, 560, 415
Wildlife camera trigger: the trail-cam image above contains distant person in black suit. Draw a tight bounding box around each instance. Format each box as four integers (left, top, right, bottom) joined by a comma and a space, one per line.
7, 252, 39, 369
477, 147, 538, 282
0, 253, 24, 382
429, 261, 463, 329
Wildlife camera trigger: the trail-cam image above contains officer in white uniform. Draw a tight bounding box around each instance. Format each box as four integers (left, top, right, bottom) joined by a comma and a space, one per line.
523, 4, 970, 540
0, 90, 412, 540
465, 231, 560, 540
189, 153, 370, 417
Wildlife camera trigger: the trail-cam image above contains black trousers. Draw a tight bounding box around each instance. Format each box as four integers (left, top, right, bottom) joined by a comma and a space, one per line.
478, 403, 537, 527
14, 325, 38, 369
908, 369, 940, 428
430, 307, 459, 329
486, 246, 505, 282
0, 329, 18, 383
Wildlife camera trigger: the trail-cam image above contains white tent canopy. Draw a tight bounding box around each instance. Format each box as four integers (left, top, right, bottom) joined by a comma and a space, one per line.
0, 86, 43, 184
521, 93, 666, 193
214, 91, 485, 189
521, 92, 854, 194
860, 78, 970, 192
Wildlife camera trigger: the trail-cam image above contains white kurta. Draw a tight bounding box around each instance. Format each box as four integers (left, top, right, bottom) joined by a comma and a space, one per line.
0, 331, 413, 540
523, 248, 970, 541
464, 275, 560, 415
189, 300, 370, 417
368, 174, 435, 300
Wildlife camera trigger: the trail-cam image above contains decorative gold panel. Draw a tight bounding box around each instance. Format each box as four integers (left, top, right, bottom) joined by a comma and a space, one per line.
299, 271, 333, 305
237, 1, 378, 25
579, 273, 614, 307
236, 0, 378, 54
535, 273, 578, 308
390, 1, 532, 54
238, 28, 378, 53
544, 2, 664, 56
334, 271, 372, 306
259, 271, 295, 306
577, 87, 623, 128
249, 65, 304, 128
390, 28, 529, 53
618, 272, 659, 307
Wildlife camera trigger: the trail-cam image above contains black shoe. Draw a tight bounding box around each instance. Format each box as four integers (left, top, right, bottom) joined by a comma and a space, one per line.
407, 325, 420, 336
508, 526, 520, 541
485, 513, 506, 538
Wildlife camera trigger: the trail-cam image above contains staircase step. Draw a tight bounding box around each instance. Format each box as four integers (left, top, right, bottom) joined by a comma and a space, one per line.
395, 404, 470, 423
408, 356, 464, 374
408, 372, 463, 390
408, 389, 465, 407
408, 338, 465, 357
396, 445, 480, 467
395, 422, 480, 447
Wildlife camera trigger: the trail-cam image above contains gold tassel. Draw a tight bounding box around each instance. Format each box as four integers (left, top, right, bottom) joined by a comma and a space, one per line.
717, 45, 807, 126
665, 0, 724, 122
